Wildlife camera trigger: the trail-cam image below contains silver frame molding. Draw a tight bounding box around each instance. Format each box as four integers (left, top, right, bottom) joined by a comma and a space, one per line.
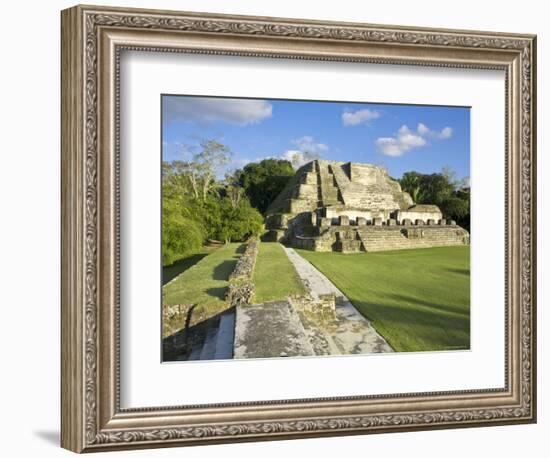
61, 4, 537, 453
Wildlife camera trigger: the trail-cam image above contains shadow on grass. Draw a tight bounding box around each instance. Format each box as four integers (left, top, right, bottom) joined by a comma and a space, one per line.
445, 267, 470, 276
205, 286, 228, 300
212, 259, 239, 280
162, 253, 209, 286
385, 292, 470, 318
350, 295, 470, 351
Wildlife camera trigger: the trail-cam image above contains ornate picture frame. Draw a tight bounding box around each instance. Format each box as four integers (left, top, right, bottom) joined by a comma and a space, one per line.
61, 4, 536, 453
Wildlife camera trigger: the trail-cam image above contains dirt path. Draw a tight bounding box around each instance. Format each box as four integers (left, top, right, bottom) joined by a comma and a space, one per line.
283, 246, 393, 354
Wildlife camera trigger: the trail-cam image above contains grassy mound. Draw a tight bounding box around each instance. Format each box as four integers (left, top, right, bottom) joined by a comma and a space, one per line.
253, 243, 305, 304
163, 243, 243, 329
297, 246, 470, 352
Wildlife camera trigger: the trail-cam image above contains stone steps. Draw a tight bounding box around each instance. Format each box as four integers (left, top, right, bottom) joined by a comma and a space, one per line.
234, 300, 315, 359
317, 161, 343, 206
214, 311, 235, 360
186, 343, 203, 361
174, 309, 236, 362
199, 327, 218, 360
356, 227, 467, 252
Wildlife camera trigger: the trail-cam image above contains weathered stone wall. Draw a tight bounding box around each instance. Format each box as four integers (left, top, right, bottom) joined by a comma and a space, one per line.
291, 223, 469, 253
394, 204, 443, 224
265, 159, 468, 252
322, 206, 374, 223
349, 162, 387, 186
328, 160, 412, 211
226, 238, 259, 306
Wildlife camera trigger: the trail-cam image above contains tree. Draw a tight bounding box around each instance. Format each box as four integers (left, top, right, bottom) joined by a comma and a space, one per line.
217, 198, 264, 243
238, 159, 295, 214
399, 167, 470, 230
178, 140, 232, 201
419, 173, 455, 205
162, 198, 204, 265
399, 171, 424, 202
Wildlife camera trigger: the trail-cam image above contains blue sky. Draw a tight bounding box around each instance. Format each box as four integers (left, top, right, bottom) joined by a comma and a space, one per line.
162, 95, 470, 181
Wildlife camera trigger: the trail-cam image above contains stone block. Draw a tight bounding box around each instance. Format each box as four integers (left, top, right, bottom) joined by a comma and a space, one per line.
402, 218, 412, 226
415, 219, 424, 226
373, 217, 383, 226
336, 230, 355, 241
335, 240, 362, 253
319, 217, 331, 228
387, 219, 397, 226
310, 211, 317, 227
449, 220, 457, 226
338, 215, 350, 226
356, 217, 367, 226
427, 219, 436, 225
404, 228, 424, 239
261, 230, 285, 242
302, 172, 317, 185
439, 219, 447, 226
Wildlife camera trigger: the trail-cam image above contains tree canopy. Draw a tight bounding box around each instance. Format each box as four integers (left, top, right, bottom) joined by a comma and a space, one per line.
237, 159, 295, 214
399, 168, 470, 230
162, 140, 264, 266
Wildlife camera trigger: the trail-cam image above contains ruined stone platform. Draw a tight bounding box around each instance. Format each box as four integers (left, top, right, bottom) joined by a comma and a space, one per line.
283, 247, 393, 355
234, 300, 314, 359
232, 247, 393, 359
265, 159, 469, 252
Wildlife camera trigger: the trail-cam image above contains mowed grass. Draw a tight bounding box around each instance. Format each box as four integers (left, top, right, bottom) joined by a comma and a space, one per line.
253, 243, 306, 304
162, 247, 217, 286
297, 246, 470, 352
163, 243, 243, 315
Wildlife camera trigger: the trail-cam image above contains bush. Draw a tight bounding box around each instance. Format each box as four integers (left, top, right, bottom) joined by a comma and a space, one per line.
162, 202, 204, 266
218, 199, 264, 243
238, 159, 295, 214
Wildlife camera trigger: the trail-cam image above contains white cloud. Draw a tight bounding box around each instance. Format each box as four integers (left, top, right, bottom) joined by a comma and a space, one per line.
291, 135, 329, 154
233, 158, 252, 168
342, 108, 381, 126
375, 123, 452, 157
280, 135, 329, 169
417, 122, 430, 135
163, 96, 273, 126
417, 122, 453, 139
439, 126, 453, 139
281, 150, 320, 169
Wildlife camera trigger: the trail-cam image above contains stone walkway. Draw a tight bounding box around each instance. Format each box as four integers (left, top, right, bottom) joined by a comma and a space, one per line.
282, 246, 393, 355
234, 300, 314, 359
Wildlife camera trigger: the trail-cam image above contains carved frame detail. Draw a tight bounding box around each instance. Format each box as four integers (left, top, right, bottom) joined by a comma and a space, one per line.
61, 5, 536, 453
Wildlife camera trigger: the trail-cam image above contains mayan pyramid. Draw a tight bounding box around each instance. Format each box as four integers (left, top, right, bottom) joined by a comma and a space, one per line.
265, 159, 469, 252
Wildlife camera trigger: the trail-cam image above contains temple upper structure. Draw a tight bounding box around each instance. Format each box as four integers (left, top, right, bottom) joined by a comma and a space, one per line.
264, 159, 469, 253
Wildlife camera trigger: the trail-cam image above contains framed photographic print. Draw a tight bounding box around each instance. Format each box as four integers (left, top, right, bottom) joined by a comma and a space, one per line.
61, 4, 537, 453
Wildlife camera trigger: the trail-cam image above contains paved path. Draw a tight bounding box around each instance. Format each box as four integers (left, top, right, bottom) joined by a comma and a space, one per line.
234, 300, 314, 359
283, 246, 393, 355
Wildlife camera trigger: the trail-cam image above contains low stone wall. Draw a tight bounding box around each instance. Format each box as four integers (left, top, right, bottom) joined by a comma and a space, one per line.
226, 238, 259, 306
291, 224, 469, 253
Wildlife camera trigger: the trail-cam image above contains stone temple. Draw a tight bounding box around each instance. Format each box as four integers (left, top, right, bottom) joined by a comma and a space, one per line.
264, 159, 469, 253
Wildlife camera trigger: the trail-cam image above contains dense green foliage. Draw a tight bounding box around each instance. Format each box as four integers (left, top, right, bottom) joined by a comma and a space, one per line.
298, 246, 470, 352
237, 159, 295, 214
399, 169, 470, 230
253, 243, 306, 303
162, 199, 204, 266
217, 199, 264, 243
162, 140, 264, 266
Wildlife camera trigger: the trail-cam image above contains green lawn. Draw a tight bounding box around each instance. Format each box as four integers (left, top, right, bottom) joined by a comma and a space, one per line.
297, 246, 470, 352
253, 243, 306, 304
162, 248, 217, 285
163, 243, 243, 323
